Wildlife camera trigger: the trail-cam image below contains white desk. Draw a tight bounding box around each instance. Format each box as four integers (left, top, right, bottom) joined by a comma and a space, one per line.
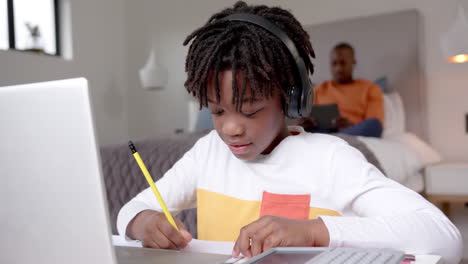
112, 235, 441, 264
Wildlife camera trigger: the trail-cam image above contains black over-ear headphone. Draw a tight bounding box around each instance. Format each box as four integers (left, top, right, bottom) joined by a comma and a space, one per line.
220, 13, 314, 119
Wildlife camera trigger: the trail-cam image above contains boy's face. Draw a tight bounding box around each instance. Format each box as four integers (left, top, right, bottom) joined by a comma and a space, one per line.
206, 70, 289, 161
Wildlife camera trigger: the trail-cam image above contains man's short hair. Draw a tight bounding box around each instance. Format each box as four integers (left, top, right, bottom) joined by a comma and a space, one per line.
333, 42, 355, 57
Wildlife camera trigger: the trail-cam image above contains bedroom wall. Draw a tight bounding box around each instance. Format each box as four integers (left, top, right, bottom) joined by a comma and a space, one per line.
0, 0, 128, 146
124, 0, 468, 162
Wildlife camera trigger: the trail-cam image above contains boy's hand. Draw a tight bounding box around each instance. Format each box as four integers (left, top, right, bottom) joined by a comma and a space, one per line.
126, 210, 192, 249
232, 216, 329, 258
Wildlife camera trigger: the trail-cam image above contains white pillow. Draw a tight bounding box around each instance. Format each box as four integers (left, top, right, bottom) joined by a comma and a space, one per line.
382, 91, 406, 137
398, 133, 442, 165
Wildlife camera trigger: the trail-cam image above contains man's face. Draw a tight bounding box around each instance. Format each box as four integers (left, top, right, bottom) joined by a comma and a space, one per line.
206, 70, 288, 161
330, 48, 355, 84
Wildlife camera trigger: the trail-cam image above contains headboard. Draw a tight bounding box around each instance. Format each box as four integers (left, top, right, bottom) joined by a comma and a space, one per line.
304, 10, 428, 140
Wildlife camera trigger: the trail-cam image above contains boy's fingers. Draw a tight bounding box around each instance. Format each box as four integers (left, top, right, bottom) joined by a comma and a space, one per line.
175, 218, 193, 242
153, 228, 178, 249
180, 229, 193, 243
262, 235, 281, 253
142, 237, 160, 249
158, 218, 189, 249
232, 233, 250, 258
236, 219, 269, 258
234, 216, 274, 257
232, 239, 240, 257
250, 227, 273, 257
238, 227, 255, 257
144, 228, 165, 249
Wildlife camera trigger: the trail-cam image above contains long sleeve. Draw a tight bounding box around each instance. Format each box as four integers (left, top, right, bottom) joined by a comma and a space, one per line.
116, 138, 202, 238
364, 83, 385, 125
319, 142, 463, 264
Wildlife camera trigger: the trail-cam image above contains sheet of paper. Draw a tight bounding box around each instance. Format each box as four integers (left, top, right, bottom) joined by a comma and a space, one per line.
112, 235, 142, 247
112, 235, 234, 255
183, 239, 234, 255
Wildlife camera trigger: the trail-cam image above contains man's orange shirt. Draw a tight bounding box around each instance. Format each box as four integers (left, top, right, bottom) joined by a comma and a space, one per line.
313, 79, 384, 125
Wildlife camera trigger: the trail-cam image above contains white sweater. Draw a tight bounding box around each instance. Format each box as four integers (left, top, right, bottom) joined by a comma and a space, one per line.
117, 127, 462, 263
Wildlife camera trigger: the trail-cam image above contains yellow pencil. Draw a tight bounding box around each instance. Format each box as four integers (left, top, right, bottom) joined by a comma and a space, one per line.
128, 141, 179, 231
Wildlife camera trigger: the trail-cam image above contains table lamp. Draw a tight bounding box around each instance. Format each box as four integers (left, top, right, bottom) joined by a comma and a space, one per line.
139, 48, 168, 90
441, 4, 468, 63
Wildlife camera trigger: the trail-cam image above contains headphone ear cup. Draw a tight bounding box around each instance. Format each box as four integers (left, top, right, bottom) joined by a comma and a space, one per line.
284, 85, 300, 119
300, 81, 313, 117
284, 78, 314, 119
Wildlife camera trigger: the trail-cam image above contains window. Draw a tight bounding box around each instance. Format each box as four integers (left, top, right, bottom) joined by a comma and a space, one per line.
2, 0, 60, 56
0, 0, 7, 49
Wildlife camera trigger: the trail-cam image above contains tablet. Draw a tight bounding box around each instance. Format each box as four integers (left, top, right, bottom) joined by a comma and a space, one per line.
243, 248, 323, 264
223, 248, 326, 264
310, 104, 340, 129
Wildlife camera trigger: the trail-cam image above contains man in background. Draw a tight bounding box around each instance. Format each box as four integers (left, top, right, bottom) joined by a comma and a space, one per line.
299, 42, 384, 137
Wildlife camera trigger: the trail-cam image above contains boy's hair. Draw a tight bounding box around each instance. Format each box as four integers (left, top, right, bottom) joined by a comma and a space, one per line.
333, 42, 355, 58
183, 1, 315, 110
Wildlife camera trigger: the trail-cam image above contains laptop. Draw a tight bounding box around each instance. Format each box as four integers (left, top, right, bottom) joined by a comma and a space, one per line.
0, 78, 228, 264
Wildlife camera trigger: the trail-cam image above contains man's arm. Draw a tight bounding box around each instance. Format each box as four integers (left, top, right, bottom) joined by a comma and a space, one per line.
365, 83, 385, 125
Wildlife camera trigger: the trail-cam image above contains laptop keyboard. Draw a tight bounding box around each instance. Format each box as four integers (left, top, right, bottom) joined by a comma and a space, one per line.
306, 248, 405, 264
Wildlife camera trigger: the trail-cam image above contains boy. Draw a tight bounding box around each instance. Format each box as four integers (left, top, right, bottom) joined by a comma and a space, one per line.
117, 2, 462, 263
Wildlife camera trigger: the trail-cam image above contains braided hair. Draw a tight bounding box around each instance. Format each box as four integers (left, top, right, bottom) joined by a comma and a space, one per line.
183, 1, 315, 111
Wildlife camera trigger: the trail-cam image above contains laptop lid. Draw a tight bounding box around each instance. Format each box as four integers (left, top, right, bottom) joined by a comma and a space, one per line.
0, 78, 116, 264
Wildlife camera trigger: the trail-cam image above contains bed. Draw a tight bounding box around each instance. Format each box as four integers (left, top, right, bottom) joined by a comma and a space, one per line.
303, 9, 441, 193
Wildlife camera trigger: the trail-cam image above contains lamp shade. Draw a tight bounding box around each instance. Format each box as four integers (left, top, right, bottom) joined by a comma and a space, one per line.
139, 49, 168, 90
441, 5, 468, 63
